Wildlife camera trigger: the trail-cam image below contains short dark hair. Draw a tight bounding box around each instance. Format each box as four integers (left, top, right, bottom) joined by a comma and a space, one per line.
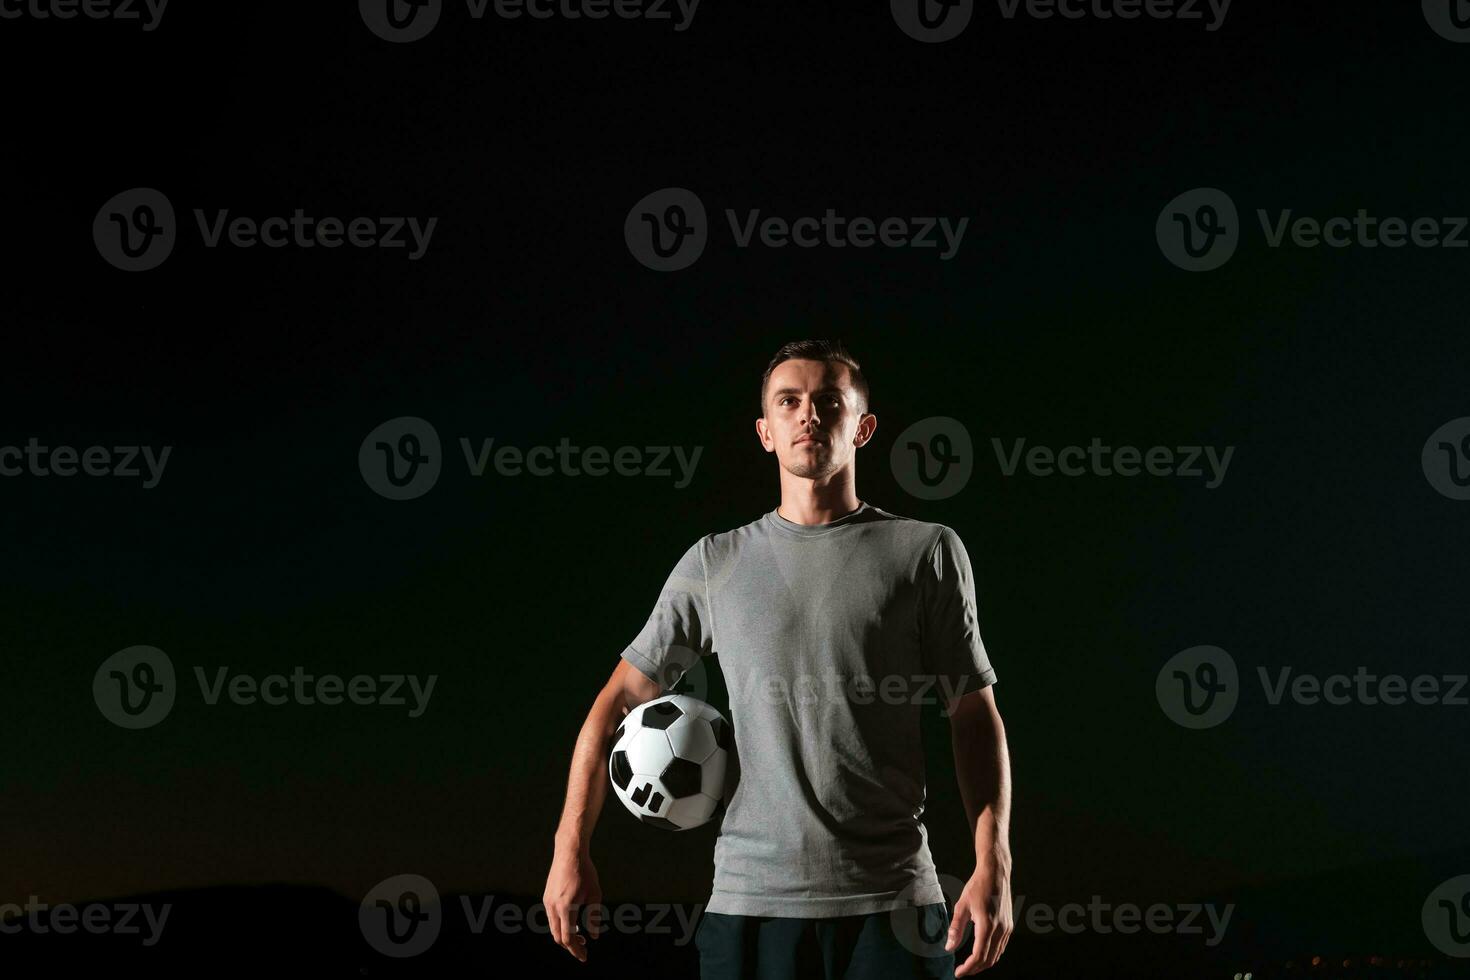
760, 340, 869, 414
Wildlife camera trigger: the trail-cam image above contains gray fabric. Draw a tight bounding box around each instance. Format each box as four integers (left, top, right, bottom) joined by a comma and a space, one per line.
620, 502, 997, 918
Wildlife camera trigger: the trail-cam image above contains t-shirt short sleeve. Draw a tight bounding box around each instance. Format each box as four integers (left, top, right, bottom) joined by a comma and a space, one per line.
918, 526, 997, 700
620, 539, 714, 690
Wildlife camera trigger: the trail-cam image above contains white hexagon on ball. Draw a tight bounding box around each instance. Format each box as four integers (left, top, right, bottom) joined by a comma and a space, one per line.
608, 692, 731, 831
666, 712, 717, 764
625, 727, 674, 776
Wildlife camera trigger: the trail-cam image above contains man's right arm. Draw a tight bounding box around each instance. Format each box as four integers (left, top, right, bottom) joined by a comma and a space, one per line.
543, 657, 661, 963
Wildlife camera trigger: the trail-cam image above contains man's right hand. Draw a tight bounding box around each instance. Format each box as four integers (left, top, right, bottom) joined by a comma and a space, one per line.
543, 658, 662, 963
544, 844, 603, 963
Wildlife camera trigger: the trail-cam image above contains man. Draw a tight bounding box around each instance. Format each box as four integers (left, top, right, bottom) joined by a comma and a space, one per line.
544, 340, 1013, 978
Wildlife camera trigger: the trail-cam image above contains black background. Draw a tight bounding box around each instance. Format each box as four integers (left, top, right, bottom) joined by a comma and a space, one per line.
2, 1, 1469, 975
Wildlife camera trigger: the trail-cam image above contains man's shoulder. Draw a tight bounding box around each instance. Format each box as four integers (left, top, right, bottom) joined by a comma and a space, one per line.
697, 512, 773, 551
855, 504, 957, 546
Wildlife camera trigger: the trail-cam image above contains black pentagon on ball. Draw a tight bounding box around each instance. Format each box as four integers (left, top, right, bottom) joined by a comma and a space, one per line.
612, 722, 625, 745
641, 701, 683, 730
660, 756, 702, 798
709, 716, 732, 751
641, 815, 682, 831
610, 750, 633, 791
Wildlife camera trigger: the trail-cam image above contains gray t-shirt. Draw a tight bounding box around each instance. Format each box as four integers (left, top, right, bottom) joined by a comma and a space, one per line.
620, 501, 997, 918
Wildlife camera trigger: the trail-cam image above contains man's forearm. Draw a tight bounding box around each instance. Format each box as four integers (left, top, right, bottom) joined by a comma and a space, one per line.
554, 688, 623, 854
951, 698, 1011, 862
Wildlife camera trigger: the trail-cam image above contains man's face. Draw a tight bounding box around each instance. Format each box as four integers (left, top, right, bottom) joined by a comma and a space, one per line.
757, 359, 875, 479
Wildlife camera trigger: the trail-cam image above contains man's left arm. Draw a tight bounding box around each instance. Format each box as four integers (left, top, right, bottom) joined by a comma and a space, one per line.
945, 684, 1013, 976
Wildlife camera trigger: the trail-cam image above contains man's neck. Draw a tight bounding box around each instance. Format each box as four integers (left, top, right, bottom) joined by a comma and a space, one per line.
777, 484, 863, 527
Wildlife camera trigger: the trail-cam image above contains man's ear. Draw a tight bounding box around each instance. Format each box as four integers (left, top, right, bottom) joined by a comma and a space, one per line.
853, 412, 878, 448
755, 416, 776, 452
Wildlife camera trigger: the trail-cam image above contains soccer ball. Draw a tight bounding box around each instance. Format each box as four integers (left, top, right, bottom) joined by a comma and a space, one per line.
609, 693, 730, 831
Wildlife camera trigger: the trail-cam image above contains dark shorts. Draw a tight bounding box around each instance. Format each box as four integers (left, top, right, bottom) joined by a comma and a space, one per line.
694, 903, 957, 980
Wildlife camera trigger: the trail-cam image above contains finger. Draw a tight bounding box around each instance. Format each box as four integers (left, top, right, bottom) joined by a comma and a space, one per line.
573, 923, 589, 961
983, 918, 1014, 972
585, 899, 605, 938
945, 900, 972, 952
568, 910, 590, 962
956, 913, 990, 976
546, 902, 563, 949
954, 939, 986, 977
567, 927, 588, 962
978, 919, 1004, 971
555, 906, 583, 960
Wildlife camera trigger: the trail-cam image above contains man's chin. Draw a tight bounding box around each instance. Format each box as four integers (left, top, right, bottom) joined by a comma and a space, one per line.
782, 458, 836, 480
